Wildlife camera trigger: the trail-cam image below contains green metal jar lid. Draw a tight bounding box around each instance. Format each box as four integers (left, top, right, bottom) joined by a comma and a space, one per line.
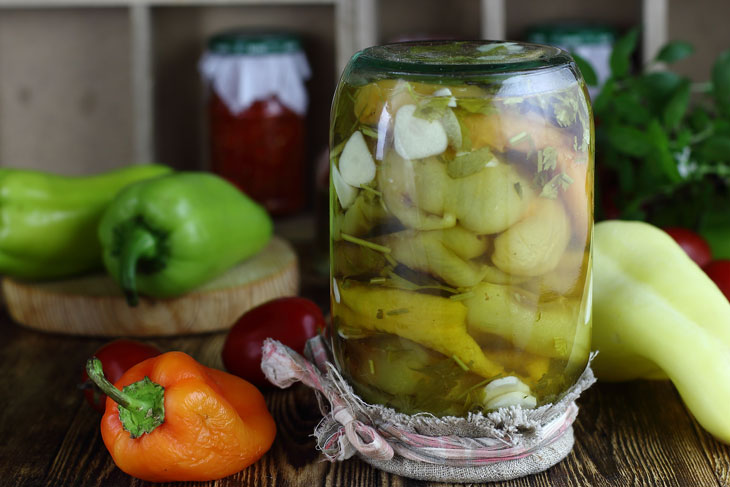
527, 24, 617, 46
207, 31, 302, 55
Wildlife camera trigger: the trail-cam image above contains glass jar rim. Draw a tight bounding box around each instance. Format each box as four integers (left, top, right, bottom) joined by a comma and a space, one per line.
353, 40, 574, 76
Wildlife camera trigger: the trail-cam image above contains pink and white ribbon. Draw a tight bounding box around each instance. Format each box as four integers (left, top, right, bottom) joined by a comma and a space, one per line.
261, 336, 587, 466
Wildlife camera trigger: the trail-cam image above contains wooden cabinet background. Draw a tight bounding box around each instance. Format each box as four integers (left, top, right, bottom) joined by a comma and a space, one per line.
0, 0, 728, 176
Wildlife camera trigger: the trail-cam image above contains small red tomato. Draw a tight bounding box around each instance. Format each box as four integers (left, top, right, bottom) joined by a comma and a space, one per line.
663, 227, 713, 268
81, 339, 160, 412
222, 297, 325, 387
704, 260, 730, 301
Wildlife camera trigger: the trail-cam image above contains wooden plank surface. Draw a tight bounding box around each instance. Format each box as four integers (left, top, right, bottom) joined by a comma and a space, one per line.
1, 309, 729, 486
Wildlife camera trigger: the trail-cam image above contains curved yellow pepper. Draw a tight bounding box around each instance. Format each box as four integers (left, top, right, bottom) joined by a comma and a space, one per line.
593, 220, 730, 444
335, 284, 504, 379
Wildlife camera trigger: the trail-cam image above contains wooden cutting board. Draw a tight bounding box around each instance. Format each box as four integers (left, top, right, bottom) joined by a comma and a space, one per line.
1, 236, 299, 336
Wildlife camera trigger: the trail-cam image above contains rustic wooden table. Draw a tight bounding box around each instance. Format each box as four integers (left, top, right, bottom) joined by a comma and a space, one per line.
1, 220, 729, 487
2, 311, 729, 487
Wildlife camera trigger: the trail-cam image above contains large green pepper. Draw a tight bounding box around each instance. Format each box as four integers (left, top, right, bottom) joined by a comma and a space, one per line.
98, 172, 272, 305
593, 220, 730, 444
0, 164, 172, 280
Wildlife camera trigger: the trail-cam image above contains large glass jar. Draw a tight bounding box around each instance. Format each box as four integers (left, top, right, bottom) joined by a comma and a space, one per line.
329, 41, 593, 417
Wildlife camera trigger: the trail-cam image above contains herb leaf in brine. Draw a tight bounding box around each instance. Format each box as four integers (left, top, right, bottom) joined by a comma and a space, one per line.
330, 139, 347, 161
413, 96, 452, 121
441, 108, 463, 149
514, 182, 523, 199
538, 146, 558, 172
447, 147, 498, 179
553, 92, 580, 128
457, 98, 496, 115
540, 172, 574, 199
360, 125, 379, 139
457, 111, 473, 152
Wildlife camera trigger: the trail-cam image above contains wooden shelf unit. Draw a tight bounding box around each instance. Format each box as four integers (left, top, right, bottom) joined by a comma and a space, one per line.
0, 0, 667, 171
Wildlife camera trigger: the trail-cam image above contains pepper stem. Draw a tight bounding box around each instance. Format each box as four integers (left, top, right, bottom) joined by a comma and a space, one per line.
85, 358, 165, 438
119, 225, 157, 307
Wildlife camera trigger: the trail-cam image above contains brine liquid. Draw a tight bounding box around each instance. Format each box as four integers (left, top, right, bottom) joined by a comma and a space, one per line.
330, 75, 593, 417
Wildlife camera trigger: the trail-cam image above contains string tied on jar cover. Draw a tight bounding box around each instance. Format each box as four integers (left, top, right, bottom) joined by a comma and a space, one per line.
261, 336, 596, 482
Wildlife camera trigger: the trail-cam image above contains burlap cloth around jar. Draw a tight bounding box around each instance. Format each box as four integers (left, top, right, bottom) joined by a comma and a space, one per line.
261, 336, 596, 483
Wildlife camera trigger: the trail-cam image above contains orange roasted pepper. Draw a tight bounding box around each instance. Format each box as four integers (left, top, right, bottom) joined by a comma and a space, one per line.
86, 351, 276, 482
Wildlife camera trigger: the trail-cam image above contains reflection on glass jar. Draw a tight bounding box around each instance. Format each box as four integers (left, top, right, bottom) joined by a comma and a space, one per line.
329, 41, 594, 417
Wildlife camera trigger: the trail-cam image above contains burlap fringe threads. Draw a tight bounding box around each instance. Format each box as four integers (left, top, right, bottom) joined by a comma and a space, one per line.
261, 336, 596, 483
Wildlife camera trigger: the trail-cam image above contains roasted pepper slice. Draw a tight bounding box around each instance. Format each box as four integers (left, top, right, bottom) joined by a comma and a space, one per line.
463, 282, 590, 362
379, 227, 489, 288
335, 283, 504, 379
86, 351, 276, 482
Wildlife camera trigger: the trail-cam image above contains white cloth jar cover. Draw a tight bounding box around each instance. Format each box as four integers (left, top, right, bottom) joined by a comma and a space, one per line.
261, 336, 597, 483
199, 48, 311, 116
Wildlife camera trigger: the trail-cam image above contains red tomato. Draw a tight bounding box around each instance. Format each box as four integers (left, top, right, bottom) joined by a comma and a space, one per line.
222, 297, 325, 387
704, 260, 730, 301
81, 339, 161, 412
663, 227, 713, 268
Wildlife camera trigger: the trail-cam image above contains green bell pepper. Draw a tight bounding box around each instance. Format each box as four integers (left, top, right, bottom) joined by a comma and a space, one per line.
98, 172, 272, 305
0, 164, 172, 280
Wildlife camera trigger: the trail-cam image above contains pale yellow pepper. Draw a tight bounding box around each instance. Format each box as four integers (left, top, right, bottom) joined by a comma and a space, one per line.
593, 220, 730, 444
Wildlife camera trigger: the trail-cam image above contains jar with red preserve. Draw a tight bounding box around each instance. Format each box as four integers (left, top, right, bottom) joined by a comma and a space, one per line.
200, 32, 311, 215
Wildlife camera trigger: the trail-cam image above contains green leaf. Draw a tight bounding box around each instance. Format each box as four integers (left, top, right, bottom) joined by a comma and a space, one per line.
613, 93, 651, 125
606, 124, 652, 157
714, 118, 730, 136
593, 78, 615, 116
647, 119, 681, 182
639, 71, 683, 95
700, 209, 730, 259
571, 52, 598, 86
621, 199, 647, 221
698, 135, 730, 161
712, 49, 730, 119
637, 71, 683, 116
655, 41, 694, 64
447, 147, 497, 178
688, 106, 712, 133
615, 155, 635, 193
663, 80, 691, 130
610, 28, 639, 78
673, 128, 692, 151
